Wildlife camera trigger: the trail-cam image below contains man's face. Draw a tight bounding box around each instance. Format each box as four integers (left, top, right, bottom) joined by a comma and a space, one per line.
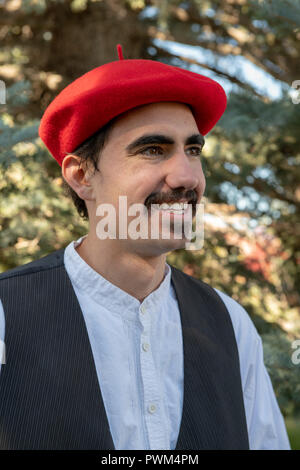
86, 101, 206, 256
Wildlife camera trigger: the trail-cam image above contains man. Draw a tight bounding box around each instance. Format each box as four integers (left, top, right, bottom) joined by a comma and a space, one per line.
0, 45, 290, 450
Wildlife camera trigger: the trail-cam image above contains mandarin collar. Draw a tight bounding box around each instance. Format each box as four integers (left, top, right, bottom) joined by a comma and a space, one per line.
64, 236, 172, 321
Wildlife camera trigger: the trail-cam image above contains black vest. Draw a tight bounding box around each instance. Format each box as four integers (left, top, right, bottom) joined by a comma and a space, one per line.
0, 249, 249, 450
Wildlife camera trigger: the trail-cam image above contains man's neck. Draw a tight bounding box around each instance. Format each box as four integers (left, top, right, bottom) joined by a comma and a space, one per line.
75, 233, 167, 302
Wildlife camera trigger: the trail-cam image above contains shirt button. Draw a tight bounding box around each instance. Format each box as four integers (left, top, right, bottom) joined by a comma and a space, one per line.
142, 342, 150, 352
148, 404, 156, 414
140, 305, 147, 314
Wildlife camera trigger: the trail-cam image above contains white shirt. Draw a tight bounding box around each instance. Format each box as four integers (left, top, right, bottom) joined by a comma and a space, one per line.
0, 236, 291, 450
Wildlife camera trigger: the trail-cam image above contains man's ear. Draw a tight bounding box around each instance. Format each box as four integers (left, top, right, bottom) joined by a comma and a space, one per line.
61, 154, 95, 201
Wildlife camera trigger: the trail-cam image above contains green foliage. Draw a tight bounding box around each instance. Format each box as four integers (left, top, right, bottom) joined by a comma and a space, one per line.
261, 329, 300, 416
251, 0, 300, 28
286, 418, 300, 450
0, 82, 88, 270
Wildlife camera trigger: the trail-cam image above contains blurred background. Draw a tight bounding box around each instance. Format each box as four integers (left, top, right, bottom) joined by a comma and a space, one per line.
0, 0, 299, 449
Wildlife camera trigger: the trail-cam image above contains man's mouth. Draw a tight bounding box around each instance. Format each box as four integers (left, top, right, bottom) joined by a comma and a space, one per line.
144, 190, 199, 217
147, 200, 197, 219
151, 201, 190, 213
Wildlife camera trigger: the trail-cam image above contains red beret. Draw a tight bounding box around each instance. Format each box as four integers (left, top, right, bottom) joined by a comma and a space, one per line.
39, 45, 227, 166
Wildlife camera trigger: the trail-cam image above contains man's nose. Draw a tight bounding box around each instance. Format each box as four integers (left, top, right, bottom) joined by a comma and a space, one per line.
164, 151, 200, 191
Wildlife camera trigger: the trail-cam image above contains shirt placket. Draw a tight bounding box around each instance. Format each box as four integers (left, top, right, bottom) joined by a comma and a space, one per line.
139, 302, 169, 450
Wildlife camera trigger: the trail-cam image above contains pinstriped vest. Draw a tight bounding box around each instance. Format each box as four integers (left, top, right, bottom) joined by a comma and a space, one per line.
0, 249, 249, 450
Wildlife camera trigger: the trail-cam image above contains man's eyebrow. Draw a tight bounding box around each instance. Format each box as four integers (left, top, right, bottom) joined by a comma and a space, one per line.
125, 133, 205, 153
185, 134, 205, 147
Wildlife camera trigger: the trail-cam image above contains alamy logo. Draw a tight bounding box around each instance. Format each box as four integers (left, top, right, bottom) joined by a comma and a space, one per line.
291, 339, 300, 365
291, 80, 300, 104
95, 196, 205, 251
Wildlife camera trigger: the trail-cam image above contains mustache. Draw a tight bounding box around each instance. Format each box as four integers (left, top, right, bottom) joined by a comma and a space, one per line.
145, 189, 198, 209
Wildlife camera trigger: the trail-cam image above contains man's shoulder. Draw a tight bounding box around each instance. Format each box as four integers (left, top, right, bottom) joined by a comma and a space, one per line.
213, 287, 260, 346
170, 264, 219, 294
0, 249, 65, 283
170, 266, 246, 318
171, 266, 259, 342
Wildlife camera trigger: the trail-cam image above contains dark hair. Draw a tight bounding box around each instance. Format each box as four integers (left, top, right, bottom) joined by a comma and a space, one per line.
62, 119, 116, 220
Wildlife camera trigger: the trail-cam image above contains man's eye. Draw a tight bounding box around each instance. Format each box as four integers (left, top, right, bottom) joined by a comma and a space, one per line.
138, 146, 202, 157
187, 146, 202, 156
140, 146, 164, 156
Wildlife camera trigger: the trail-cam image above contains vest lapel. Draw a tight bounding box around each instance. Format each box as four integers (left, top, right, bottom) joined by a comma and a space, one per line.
59, 265, 116, 450
0, 252, 115, 450
171, 266, 249, 450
